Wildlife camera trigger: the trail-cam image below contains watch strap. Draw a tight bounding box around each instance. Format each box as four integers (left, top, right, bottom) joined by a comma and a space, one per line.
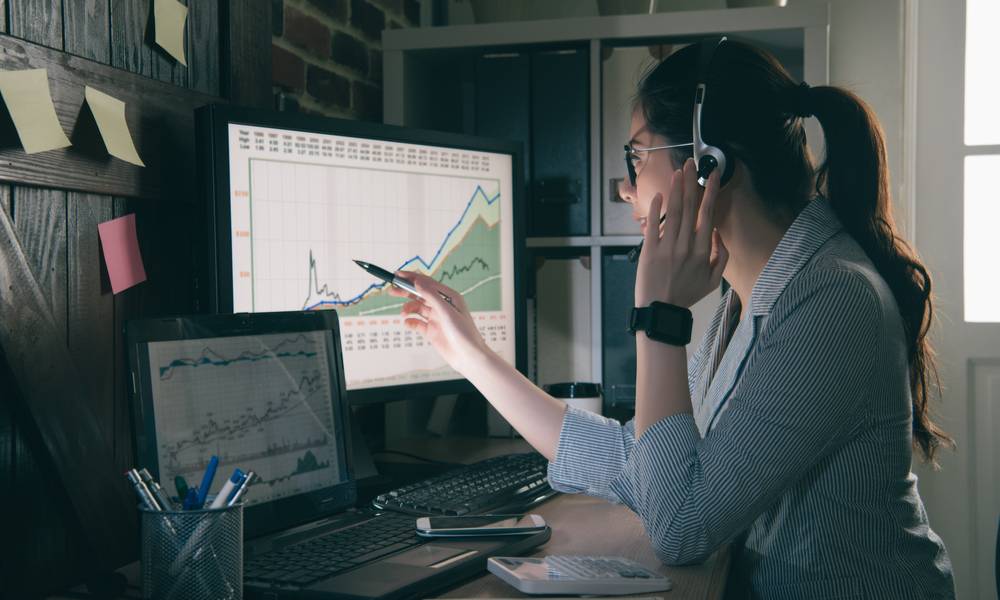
627, 301, 693, 346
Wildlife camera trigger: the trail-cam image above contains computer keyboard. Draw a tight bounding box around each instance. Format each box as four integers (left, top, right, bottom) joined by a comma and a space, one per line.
372, 452, 556, 516
245, 512, 421, 587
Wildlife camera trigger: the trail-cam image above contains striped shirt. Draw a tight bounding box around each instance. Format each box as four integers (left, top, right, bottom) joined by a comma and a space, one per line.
547, 197, 955, 599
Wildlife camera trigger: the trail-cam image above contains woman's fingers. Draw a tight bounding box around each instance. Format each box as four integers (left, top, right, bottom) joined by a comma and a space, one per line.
396, 271, 466, 311
644, 193, 663, 249
665, 169, 683, 241
695, 169, 720, 255
387, 284, 419, 300
677, 158, 700, 249
401, 313, 429, 335
402, 299, 432, 320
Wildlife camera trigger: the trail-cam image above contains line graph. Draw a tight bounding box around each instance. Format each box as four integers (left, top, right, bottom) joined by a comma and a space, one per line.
233, 144, 516, 391
147, 331, 345, 505
158, 334, 318, 380
300, 184, 499, 311
158, 370, 326, 471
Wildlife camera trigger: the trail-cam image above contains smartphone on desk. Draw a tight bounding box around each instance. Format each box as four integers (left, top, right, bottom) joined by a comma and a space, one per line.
415, 514, 546, 537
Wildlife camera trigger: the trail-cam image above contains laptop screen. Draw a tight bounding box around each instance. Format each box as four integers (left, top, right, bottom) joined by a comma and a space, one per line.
145, 330, 347, 506
127, 312, 356, 538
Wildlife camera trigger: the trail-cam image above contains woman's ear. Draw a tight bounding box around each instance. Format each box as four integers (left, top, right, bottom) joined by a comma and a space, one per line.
720, 156, 745, 190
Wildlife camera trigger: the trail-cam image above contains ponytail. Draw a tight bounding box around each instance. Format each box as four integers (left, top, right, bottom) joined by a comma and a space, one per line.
635, 41, 953, 464
808, 85, 954, 464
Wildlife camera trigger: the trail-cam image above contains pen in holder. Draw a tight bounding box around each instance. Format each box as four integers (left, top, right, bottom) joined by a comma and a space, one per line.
140, 502, 243, 600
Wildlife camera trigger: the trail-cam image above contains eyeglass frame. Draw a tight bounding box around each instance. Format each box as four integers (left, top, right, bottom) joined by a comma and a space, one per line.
624, 142, 695, 187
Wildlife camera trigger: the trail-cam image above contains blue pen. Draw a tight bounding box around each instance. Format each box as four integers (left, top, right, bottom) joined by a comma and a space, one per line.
225, 470, 248, 504
194, 456, 219, 509
210, 469, 245, 509
182, 488, 199, 510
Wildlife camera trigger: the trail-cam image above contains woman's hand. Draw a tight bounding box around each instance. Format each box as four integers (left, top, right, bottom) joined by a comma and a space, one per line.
635, 158, 729, 308
389, 272, 492, 375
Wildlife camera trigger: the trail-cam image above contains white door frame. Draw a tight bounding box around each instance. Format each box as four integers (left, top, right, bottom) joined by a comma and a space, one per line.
909, 1, 1000, 597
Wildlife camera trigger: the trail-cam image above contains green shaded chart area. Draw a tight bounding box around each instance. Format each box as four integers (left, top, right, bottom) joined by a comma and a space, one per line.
263, 449, 331, 487
337, 218, 500, 317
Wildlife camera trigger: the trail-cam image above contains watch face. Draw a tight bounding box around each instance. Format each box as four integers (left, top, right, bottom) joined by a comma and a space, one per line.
651, 309, 686, 331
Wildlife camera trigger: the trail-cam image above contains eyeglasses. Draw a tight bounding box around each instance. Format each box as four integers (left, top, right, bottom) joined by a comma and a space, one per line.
624, 142, 694, 187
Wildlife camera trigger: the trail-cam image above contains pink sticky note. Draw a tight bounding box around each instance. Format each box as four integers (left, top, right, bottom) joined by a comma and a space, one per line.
98, 213, 147, 294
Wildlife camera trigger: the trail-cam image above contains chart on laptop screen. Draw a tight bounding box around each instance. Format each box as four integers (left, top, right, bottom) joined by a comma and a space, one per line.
226, 124, 516, 390
146, 331, 345, 505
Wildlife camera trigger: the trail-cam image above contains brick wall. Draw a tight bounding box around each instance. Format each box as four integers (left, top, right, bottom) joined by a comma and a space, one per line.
272, 0, 420, 121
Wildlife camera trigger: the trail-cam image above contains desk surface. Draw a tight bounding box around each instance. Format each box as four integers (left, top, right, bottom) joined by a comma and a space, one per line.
49, 435, 730, 599
375, 435, 731, 599
436, 492, 730, 600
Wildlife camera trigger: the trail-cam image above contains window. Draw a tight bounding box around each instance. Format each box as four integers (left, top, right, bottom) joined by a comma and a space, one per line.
963, 0, 1000, 322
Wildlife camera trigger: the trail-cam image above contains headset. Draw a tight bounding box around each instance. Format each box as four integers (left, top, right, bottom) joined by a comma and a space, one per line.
694, 36, 734, 188
628, 36, 733, 263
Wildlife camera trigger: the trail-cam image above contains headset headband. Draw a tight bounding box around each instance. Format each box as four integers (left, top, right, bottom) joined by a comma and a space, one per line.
693, 36, 734, 187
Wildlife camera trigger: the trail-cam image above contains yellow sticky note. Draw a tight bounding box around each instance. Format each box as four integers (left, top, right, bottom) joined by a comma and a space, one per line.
84, 86, 145, 167
154, 0, 188, 66
0, 69, 71, 154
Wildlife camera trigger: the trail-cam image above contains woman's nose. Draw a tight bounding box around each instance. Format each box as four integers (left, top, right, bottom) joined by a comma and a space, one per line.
617, 178, 637, 205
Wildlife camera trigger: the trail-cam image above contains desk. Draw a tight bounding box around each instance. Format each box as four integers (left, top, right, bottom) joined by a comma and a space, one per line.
48, 436, 730, 599
379, 436, 731, 599
437, 493, 730, 599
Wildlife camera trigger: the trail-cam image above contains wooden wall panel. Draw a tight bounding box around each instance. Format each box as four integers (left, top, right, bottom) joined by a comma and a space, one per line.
9, 186, 80, 590
13, 187, 68, 331
0, 35, 218, 200
189, 0, 221, 96
8, 0, 63, 49
222, 0, 271, 108
111, 0, 188, 87
0, 184, 12, 593
0, 0, 272, 593
112, 197, 138, 473
68, 193, 115, 441
64, 0, 112, 63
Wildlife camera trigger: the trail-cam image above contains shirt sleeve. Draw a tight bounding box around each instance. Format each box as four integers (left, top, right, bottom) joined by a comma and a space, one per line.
546, 332, 707, 503
608, 268, 883, 565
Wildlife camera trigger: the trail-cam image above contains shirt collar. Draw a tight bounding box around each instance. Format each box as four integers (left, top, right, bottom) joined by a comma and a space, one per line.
747, 196, 844, 317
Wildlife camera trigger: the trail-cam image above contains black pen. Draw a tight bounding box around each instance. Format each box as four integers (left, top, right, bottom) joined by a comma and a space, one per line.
627, 215, 667, 263
353, 260, 457, 308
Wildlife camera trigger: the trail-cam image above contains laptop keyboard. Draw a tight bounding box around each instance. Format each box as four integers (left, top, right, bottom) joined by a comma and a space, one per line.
245, 513, 421, 587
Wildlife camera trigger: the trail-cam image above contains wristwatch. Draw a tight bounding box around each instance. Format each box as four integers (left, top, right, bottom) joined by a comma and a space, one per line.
627, 302, 693, 346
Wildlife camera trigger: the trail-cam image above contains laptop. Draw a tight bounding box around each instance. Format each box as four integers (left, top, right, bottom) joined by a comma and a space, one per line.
126, 311, 550, 600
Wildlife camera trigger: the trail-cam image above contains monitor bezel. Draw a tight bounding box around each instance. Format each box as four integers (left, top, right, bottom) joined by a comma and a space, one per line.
197, 104, 528, 405
125, 311, 357, 540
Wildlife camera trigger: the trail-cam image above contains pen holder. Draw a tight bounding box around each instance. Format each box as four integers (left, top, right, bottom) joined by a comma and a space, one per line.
140, 503, 243, 600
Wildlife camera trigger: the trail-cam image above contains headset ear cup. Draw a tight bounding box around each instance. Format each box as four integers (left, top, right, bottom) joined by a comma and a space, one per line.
697, 155, 718, 185
696, 145, 728, 187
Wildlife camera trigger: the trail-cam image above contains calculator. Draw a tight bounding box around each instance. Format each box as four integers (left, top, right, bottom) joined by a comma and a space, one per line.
486, 555, 673, 595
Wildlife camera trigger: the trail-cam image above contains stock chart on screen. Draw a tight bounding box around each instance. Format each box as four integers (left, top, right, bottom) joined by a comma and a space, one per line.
146, 331, 344, 505
226, 124, 516, 390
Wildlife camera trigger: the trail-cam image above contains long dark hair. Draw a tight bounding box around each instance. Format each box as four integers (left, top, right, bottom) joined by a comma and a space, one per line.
634, 40, 952, 463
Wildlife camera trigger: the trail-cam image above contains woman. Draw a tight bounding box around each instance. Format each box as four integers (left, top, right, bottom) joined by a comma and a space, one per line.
390, 40, 955, 599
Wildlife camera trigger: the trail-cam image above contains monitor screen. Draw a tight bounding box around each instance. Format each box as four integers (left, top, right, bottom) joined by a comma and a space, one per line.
201, 107, 524, 403
144, 330, 348, 507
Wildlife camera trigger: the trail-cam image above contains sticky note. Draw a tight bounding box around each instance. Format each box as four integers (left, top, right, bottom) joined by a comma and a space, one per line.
84, 86, 145, 167
154, 0, 188, 66
98, 214, 147, 294
0, 69, 71, 154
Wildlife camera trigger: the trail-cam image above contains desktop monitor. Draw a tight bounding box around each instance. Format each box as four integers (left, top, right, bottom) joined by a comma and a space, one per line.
196, 105, 526, 404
